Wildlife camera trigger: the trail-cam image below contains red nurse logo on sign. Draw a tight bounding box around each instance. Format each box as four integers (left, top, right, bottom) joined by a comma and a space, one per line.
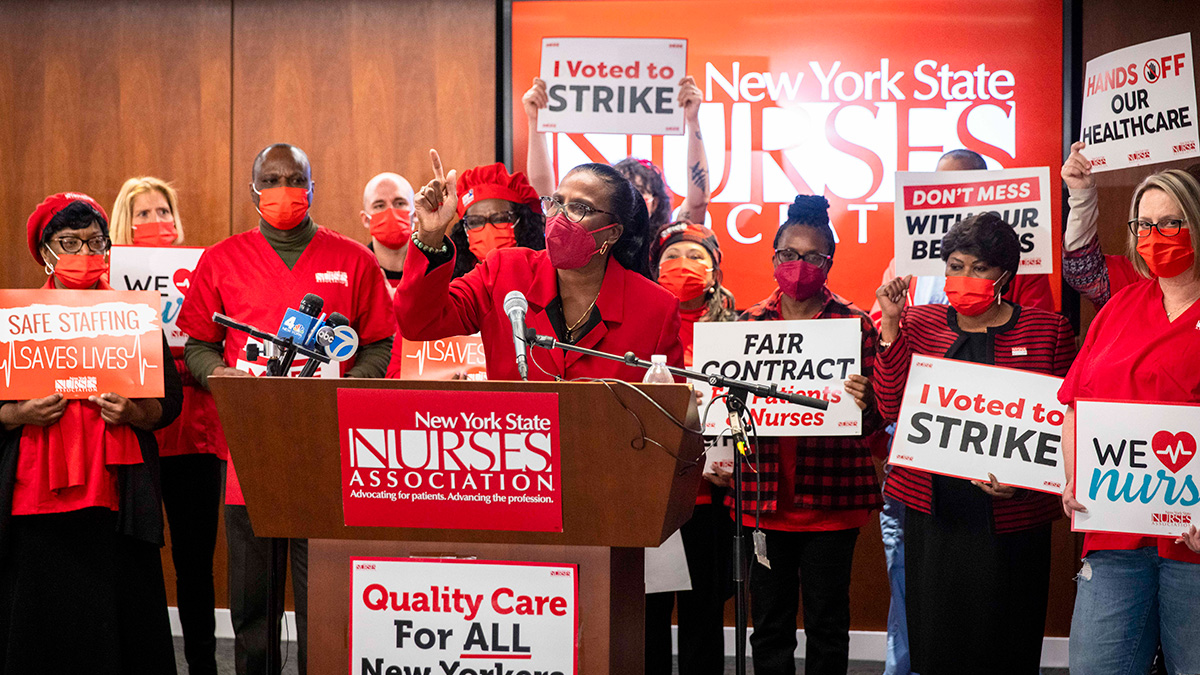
338, 389, 563, 532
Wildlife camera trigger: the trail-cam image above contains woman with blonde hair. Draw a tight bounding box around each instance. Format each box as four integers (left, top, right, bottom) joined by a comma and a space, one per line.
111, 176, 184, 246
112, 175, 221, 675
1060, 168, 1200, 675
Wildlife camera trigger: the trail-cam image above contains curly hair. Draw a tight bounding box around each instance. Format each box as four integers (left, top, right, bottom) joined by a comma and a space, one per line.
614, 157, 673, 230
42, 200, 109, 246
774, 195, 835, 258
941, 212, 1021, 292
448, 202, 545, 278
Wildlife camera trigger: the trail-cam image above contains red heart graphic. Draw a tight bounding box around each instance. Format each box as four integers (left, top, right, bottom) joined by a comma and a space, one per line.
1152, 430, 1197, 474
173, 268, 192, 296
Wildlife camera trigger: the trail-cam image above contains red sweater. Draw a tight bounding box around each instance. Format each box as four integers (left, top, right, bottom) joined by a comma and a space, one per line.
875, 303, 1076, 533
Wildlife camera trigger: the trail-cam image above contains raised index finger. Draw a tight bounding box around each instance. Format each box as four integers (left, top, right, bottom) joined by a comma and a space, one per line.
430, 149, 445, 182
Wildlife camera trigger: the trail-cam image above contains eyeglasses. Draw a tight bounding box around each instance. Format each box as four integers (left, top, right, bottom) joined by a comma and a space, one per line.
540, 196, 615, 223
53, 235, 110, 254
774, 248, 832, 267
1128, 218, 1185, 238
462, 211, 519, 230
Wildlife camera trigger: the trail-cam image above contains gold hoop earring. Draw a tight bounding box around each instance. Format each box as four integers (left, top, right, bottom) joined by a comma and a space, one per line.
599, 241, 611, 256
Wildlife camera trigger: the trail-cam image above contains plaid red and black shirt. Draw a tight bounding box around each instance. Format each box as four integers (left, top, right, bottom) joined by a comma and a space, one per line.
736, 287, 884, 512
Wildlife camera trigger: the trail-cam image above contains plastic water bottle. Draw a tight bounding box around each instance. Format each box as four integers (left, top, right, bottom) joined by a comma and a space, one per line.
643, 354, 674, 383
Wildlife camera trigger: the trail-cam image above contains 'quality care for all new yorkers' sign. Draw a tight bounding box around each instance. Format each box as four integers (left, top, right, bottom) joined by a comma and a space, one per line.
338, 389, 563, 532
351, 558, 578, 675
1073, 399, 1200, 537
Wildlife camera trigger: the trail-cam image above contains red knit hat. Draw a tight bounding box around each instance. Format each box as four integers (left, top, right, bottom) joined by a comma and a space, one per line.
456, 163, 541, 218
27, 192, 109, 265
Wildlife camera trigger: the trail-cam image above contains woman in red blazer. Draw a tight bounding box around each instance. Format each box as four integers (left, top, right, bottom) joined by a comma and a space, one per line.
873, 213, 1076, 675
394, 150, 684, 380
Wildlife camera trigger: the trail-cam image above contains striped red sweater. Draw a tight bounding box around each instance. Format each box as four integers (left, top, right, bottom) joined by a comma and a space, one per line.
875, 303, 1076, 533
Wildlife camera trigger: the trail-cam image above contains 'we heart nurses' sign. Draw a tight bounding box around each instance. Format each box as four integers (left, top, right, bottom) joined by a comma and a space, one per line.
1073, 399, 1200, 537
110, 245, 205, 350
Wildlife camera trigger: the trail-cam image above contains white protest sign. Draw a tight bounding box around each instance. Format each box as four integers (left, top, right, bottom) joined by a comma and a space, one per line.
351, 558, 578, 675
889, 354, 1067, 494
694, 319, 862, 437
1081, 33, 1200, 172
1073, 399, 1200, 537
645, 530, 691, 594
893, 167, 1053, 277
538, 37, 688, 136
110, 245, 205, 349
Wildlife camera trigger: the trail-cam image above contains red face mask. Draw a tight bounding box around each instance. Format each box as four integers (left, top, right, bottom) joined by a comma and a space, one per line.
467, 222, 517, 260
544, 214, 618, 270
131, 220, 178, 246
658, 257, 711, 302
774, 260, 827, 301
254, 186, 310, 230
48, 251, 110, 289
945, 275, 1003, 316
1137, 227, 1195, 279
369, 208, 413, 249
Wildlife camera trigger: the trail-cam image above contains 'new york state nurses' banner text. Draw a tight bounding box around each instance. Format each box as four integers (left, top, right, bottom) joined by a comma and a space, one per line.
110, 245, 205, 350
398, 335, 487, 380
693, 319, 862, 436
351, 558, 578, 675
889, 355, 1067, 494
0, 289, 164, 400
893, 167, 1053, 277
538, 37, 688, 136
339, 389, 563, 532
1073, 399, 1200, 537
1081, 33, 1200, 172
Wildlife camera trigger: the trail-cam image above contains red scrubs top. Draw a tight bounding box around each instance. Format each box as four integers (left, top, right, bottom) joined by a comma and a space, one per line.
394, 245, 684, 381
1058, 278, 1200, 563
177, 226, 396, 505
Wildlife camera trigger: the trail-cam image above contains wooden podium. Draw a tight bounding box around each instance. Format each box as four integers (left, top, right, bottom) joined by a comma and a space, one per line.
209, 377, 704, 675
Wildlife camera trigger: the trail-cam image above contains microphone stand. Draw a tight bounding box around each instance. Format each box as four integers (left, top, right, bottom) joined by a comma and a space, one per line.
525, 331, 827, 675
211, 312, 332, 674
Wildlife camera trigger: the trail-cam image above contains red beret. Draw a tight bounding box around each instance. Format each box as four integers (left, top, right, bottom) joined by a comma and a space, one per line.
456, 163, 541, 218
27, 192, 109, 266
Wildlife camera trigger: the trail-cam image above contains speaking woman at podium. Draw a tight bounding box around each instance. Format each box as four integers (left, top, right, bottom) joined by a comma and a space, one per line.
0, 192, 182, 673
394, 150, 684, 380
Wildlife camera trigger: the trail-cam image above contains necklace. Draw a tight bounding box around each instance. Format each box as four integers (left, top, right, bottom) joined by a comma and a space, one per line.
1167, 293, 1200, 321
566, 294, 600, 338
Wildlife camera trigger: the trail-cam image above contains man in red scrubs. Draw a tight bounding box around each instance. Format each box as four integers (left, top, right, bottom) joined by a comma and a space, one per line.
177, 143, 396, 675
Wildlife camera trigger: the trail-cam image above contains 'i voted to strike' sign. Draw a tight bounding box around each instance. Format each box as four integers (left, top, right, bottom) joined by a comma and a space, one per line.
1081, 32, 1200, 172
893, 167, 1053, 278
538, 37, 688, 136
889, 355, 1067, 494
1073, 399, 1200, 538
693, 319, 863, 437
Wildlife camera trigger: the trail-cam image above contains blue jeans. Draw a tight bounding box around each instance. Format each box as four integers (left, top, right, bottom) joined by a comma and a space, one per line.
880, 493, 912, 675
1070, 548, 1200, 675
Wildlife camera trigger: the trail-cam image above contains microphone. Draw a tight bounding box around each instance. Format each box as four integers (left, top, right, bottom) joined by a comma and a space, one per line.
274, 293, 324, 375
297, 312, 351, 378
503, 291, 529, 381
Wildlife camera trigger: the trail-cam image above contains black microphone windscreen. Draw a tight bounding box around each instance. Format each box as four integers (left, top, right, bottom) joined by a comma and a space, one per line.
327, 312, 350, 327
299, 293, 324, 316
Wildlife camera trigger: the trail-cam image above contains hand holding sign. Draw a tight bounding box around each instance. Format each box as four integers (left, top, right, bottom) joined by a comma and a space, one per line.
1177, 525, 1200, 553
522, 77, 549, 126
413, 149, 459, 250
1062, 477, 1088, 518
1061, 142, 1096, 191
844, 374, 873, 411
678, 75, 701, 125
88, 391, 158, 430
0, 394, 67, 429
971, 472, 1017, 499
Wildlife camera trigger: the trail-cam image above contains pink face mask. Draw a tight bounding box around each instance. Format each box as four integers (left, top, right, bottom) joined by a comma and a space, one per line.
544, 214, 619, 270
774, 260, 827, 301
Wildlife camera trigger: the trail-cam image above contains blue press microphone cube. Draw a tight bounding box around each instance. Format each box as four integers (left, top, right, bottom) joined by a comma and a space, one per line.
277, 308, 318, 343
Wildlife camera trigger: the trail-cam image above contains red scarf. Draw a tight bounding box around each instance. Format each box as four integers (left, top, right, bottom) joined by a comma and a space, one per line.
20, 278, 143, 503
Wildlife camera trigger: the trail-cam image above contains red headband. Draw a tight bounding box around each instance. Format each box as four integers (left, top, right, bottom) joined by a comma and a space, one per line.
27, 192, 109, 265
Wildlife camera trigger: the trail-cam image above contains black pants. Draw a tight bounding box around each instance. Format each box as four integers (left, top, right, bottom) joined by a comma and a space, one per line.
0, 508, 177, 675
225, 504, 308, 675
161, 453, 224, 675
748, 527, 859, 675
645, 504, 734, 675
